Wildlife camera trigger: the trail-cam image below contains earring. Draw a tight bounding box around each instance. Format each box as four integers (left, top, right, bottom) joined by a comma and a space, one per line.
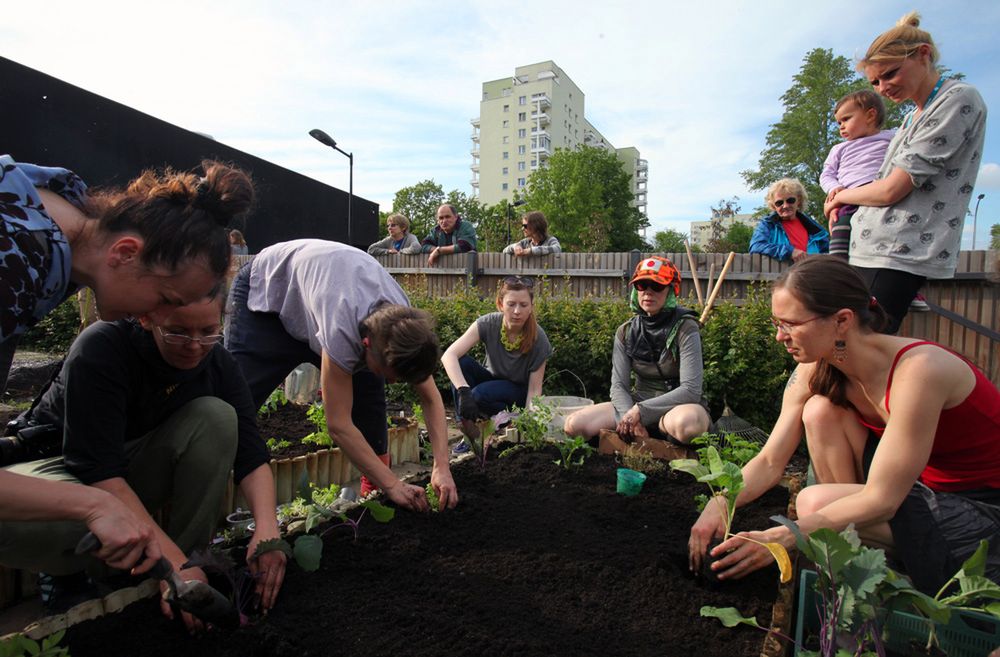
833, 339, 847, 363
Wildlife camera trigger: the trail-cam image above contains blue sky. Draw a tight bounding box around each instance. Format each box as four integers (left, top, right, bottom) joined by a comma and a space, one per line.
4, 1, 999, 247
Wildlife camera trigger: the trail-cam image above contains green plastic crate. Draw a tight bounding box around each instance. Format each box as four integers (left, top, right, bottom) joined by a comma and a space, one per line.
796, 569, 1000, 657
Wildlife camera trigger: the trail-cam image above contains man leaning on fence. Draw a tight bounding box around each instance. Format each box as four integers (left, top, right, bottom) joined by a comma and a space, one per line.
421, 204, 477, 266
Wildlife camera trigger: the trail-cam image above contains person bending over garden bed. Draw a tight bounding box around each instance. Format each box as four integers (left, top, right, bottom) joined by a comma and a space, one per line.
0, 156, 254, 580
689, 256, 1000, 594
563, 256, 711, 445
442, 275, 552, 453
226, 239, 457, 511
8, 289, 284, 628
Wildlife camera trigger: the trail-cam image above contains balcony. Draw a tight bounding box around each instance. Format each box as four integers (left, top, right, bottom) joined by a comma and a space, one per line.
471, 163, 479, 172
530, 111, 550, 125
471, 132, 480, 141
471, 117, 480, 127
637, 158, 648, 171
471, 146, 479, 156
470, 179, 479, 188
531, 93, 551, 109
636, 171, 647, 183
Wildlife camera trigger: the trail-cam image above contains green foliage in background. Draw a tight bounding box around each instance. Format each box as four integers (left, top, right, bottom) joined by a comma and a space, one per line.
700, 283, 794, 430
17, 297, 79, 353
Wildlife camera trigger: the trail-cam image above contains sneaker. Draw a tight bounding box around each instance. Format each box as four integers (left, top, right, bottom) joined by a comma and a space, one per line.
909, 294, 930, 312
451, 440, 471, 454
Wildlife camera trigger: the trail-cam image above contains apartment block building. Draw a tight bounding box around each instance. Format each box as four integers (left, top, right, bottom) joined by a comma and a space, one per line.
688, 213, 759, 250
470, 61, 647, 216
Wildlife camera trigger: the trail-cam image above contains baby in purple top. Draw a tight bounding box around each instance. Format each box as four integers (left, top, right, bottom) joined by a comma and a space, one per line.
820, 90, 895, 259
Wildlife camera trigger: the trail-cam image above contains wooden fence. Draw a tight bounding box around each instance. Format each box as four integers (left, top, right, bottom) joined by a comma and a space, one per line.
367, 250, 999, 385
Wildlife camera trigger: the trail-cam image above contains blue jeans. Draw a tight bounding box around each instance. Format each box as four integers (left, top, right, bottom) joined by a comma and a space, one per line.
225, 264, 388, 454
452, 356, 526, 420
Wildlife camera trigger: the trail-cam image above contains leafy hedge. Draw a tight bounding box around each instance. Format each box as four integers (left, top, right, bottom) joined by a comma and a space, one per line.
399, 280, 793, 430
17, 297, 80, 353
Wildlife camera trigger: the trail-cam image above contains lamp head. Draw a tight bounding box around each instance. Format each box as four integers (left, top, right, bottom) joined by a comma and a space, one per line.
309, 129, 337, 148
978, 193, 986, 200
512, 199, 527, 207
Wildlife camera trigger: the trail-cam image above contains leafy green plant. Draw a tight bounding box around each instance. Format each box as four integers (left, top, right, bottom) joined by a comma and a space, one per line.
258, 387, 289, 417
464, 418, 496, 471
17, 297, 79, 354
301, 402, 333, 447
670, 446, 791, 583
691, 432, 761, 469
0, 631, 69, 657
425, 483, 440, 512
513, 400, 554, 450
411, 403, 425, 428
618, 446, 666, 475
554, 435, 595, 469
265, 438, 292, 452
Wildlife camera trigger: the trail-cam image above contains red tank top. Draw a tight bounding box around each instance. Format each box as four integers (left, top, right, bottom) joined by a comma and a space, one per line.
857, 341, 1000, 492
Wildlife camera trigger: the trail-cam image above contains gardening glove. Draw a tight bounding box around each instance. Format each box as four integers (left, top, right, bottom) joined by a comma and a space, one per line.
456, 387, 482, 420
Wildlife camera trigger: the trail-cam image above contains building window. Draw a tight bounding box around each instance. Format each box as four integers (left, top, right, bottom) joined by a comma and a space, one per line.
502, 136, 509, 144
502, 167, 509, 175
531, 138, 537, 148
530, 159, 537, 166
502, 182, 509, 191
519, 96, 526, 105
503, 151, 509, 160
502, 120, 509, 128
518, 161, 526, 171
518, 112, 526, 121
518, 128, 526, 138
517, 178, 526, 187
503, 104, 509, 112
518, 145, 526, 155
502, 88, 511, 97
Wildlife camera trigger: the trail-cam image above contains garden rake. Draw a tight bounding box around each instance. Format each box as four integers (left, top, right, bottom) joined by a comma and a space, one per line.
713, 400, 770, 445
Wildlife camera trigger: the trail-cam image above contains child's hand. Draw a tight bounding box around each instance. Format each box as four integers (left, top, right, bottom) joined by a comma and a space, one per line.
825, 186, 845, 203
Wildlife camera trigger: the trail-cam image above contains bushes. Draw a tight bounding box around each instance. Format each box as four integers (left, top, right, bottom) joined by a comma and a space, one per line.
700, 284, 794, 430
399, 280, 791, 430
17, 297, 79, 354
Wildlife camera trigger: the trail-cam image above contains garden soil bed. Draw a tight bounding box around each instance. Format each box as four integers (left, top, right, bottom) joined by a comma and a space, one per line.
64, 445, 790, 657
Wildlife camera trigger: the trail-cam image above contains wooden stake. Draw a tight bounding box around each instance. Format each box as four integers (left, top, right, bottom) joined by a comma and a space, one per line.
699, 251, 736, 324
684, 240, 704, 306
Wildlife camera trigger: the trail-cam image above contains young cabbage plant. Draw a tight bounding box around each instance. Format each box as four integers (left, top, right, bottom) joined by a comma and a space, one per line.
670, 446, 792, 583
554, 435, 594, 470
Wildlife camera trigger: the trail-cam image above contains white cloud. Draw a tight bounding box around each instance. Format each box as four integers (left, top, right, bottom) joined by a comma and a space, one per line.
977, 163, 1000, 190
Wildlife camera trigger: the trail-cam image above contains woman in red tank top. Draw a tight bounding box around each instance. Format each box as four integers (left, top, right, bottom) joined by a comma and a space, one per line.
688, 256, 1000, 593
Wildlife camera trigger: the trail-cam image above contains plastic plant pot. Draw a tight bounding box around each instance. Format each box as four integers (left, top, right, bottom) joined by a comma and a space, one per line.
616, 468, 647, 496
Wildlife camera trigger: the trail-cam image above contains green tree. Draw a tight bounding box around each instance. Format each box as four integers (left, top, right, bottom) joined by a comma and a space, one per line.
392, 180, 445, 240
991, 223, 1000, 250
522, 145, 649, 252
741, 48, 909, 220
707, 221, 754, 253
652, 228, 688, 253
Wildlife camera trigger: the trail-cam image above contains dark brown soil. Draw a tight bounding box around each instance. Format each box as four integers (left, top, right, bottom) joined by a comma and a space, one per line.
65, 445, 790, 657
257, 402, 415, 459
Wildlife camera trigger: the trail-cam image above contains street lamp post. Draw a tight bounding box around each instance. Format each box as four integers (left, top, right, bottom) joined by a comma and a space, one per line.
309, 128, 354, 247
972, 193, 985, 250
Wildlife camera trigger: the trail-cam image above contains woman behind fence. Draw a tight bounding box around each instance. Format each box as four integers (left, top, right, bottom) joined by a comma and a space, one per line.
367, 213, 421, 256
502, 211, 561, 257
563, 256, 711, 445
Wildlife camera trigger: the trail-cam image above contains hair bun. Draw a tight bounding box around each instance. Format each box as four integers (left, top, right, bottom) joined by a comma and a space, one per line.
897, 10, 921, 28
192, 160, 255, 228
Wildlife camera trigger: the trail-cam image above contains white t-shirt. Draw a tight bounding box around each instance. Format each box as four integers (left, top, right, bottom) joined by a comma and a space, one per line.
248, 239, 410, 373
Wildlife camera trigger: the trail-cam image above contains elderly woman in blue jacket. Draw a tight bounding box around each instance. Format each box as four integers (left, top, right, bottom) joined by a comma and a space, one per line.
750, 178, 829, 263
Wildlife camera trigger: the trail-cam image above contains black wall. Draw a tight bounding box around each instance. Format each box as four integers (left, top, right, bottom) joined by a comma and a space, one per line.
0, 57, 376, 251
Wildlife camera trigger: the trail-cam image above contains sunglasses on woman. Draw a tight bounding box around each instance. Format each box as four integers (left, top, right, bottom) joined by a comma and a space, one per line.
503, 275, 534, 288
634, 280, 666, 292
773, 197, 797, 208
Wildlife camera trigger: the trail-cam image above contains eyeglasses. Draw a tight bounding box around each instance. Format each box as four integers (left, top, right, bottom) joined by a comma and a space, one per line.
769, 315, 824, 334
157, 327, 223, 346
386, 223, 397, 228
774, 197, 797, 208
503, 275, 534, 288
634, 280, 667, 292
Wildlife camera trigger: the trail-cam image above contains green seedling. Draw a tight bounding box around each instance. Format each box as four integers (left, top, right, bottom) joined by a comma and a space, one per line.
670, 446, 791, 583
553, 435, 594, 469
0, 631, 69, 657
301, 402, 333, 447
513, 400, 554, 450
265, 438, 292, 452
411, 403, 425, 428
258, 387, 288, 417
618, 445, 666, 475
425, 483, 440, 512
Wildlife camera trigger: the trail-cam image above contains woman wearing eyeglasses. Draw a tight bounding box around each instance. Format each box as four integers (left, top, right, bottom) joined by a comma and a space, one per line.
367, 213, 421, 256
502, 211, 561, 257
824, 12, 986, 335
688, 256, 1000, 593
9, 289, 286, 626
563, 256, 711, 445
749, 178, 829, 263
442, 276, 552, 451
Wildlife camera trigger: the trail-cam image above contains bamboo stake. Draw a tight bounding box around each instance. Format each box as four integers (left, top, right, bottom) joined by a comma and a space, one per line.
684, 240, 704, 306
706, 262, 715, 300
699, 251, 736, 324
